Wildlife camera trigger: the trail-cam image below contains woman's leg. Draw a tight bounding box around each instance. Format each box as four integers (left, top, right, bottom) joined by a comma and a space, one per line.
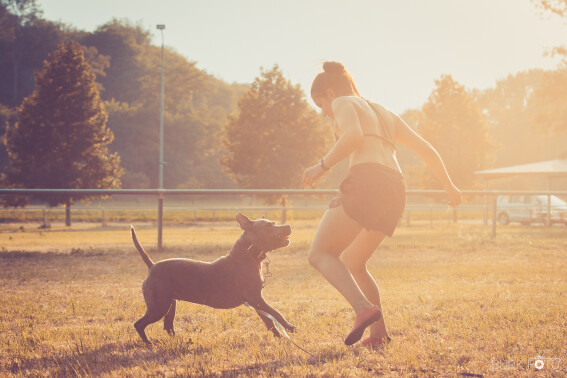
340, 230, 389, 340
307, 206, 374, 315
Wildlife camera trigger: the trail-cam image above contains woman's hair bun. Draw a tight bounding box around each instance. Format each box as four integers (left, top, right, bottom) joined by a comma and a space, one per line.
322, 61, 346, 74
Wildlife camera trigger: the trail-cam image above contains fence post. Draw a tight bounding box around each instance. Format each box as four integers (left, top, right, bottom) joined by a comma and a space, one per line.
547, 193, 552, 228
491, 195, 497, 238
281, 196, 287, 224
157, 192, 164, 251
42, 207, 47, 228
483, 181, 488, 226
101, 208, 105, 227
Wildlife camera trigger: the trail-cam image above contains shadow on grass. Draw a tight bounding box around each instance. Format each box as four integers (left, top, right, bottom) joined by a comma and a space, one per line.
220, 346, 346, 376
10, 338, 209, 376
221, 345, 485, 377
0, 249, 104, 259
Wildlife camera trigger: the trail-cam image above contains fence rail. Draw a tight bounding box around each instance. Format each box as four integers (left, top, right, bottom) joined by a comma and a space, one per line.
1, 189, 566, 248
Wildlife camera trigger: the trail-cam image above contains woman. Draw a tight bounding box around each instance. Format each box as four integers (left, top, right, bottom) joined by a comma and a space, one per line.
303, 62, 462, 348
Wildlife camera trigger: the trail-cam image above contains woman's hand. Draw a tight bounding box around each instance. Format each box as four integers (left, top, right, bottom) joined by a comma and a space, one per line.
445, 184, 462, 207
303, 163, 326, 188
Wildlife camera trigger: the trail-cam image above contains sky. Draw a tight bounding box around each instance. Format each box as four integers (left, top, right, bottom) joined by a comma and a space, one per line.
38, 0, 566, 113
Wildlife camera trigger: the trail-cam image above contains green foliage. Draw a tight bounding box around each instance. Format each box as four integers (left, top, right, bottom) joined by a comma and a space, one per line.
532, 0, 567, 17
530, 66, 567, 134
81, 20, 243, 189
411, 75, 495, 189
3, 40, 122, 206
2, 3, 565, 194
81, 20, 150, 104
222, 65, 329, 198
0, 103, 16, 169
531, 0, 567, 135
476, 69, 567, 170
0, 0, 62, 106
0, 8, 245, 190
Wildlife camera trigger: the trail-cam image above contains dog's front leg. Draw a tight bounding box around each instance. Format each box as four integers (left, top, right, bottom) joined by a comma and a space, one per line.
255, 309, 282, 337
247, 297, 296, 333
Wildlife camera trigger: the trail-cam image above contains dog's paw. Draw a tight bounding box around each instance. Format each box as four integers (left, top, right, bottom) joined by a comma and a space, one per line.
286, 324, 296, 333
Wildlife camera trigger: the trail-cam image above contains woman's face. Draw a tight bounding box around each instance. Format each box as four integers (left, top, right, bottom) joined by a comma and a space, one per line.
312, 89, 335, 119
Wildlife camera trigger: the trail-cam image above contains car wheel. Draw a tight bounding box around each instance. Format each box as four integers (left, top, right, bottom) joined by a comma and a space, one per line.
498, 212, 510, 225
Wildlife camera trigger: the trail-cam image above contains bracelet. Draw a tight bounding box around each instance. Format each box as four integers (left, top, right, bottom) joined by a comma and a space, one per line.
320, 158, 330, 171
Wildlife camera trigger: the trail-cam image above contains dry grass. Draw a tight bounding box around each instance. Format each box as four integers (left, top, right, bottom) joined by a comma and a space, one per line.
1, 222, 566, 377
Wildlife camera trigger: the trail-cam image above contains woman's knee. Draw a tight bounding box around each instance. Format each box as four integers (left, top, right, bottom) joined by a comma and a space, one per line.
307, 249, 322, 269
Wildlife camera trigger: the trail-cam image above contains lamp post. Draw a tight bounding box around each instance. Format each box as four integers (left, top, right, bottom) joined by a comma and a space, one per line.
157, 24, 165, 250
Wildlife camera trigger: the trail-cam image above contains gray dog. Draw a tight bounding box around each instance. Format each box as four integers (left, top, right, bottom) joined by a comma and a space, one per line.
131, 213, 295, 344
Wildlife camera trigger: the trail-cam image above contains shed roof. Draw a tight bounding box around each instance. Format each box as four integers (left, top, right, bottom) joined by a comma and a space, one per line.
475, 159, 567, 179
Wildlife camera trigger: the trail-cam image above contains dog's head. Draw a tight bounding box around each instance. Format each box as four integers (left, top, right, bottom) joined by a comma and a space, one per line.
236, 212, 292, 251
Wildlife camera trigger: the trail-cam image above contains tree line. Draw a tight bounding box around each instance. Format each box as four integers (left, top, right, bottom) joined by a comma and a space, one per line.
0, 0, 249, 194
1, 0, 566, 215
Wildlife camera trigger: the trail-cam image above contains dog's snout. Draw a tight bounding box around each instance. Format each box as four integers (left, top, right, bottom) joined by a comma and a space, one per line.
281, 224, 292, 235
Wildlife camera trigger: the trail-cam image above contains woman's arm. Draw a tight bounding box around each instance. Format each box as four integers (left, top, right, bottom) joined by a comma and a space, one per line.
303, 98, 363, 187
395, 115, 462, 207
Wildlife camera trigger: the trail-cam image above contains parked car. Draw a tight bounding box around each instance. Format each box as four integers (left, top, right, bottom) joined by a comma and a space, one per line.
497, 195, 567, 225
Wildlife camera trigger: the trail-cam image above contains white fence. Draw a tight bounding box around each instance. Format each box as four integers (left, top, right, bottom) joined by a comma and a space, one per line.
1, 189, 566, 248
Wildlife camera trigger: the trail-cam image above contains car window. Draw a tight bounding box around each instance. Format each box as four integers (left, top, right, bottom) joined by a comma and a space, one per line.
510, 196, 522, 203
550, 195, 567, 206
533, 195, 567, 206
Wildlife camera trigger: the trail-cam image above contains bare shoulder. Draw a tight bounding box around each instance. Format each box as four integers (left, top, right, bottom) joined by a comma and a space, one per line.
366, 100, 396, 118
331, 96, 358, 110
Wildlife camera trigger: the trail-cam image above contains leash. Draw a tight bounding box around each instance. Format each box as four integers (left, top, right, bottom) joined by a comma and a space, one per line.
246, 244, 272, 288
261, 256, 272, 288
243, 243, 314, 356
243, 302, 315, 357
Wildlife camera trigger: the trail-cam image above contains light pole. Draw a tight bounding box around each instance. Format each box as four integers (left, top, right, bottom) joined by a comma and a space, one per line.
157, 24, 165, 250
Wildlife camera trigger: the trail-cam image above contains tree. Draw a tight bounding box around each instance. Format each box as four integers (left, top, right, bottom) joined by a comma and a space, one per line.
0, 16, 248, 190
0, 0, 65, 106
533, 0, 567, 17
530, 66, 567, 134
0, 103, 17, 170
3, 40, 122, 225
82, 20, 150, 104
105, 37, 238, 189
410, 75, 494, 189
222, 65, 329, 200
531, 0, 567, 134
476, 69, 567, 164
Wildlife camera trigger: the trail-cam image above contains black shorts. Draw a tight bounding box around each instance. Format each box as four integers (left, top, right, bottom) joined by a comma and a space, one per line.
329, 163, 406, 236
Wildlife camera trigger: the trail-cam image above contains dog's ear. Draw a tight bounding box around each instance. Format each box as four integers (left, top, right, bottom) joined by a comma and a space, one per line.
236, 212, 252, 230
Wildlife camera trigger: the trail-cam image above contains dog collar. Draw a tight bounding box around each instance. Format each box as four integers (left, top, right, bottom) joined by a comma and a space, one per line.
247, 244, 269, 261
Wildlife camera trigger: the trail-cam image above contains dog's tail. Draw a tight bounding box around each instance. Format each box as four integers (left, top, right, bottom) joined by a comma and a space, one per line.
131, 225, 154, 269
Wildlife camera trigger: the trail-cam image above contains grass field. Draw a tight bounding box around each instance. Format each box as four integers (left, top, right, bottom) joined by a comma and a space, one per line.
1, 221, 566, 377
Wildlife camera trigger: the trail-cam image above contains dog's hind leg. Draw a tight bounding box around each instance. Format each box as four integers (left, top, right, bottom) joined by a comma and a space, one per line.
255, 309, 282, 337
163, 300, 176, 336
134, 297, 173, 344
